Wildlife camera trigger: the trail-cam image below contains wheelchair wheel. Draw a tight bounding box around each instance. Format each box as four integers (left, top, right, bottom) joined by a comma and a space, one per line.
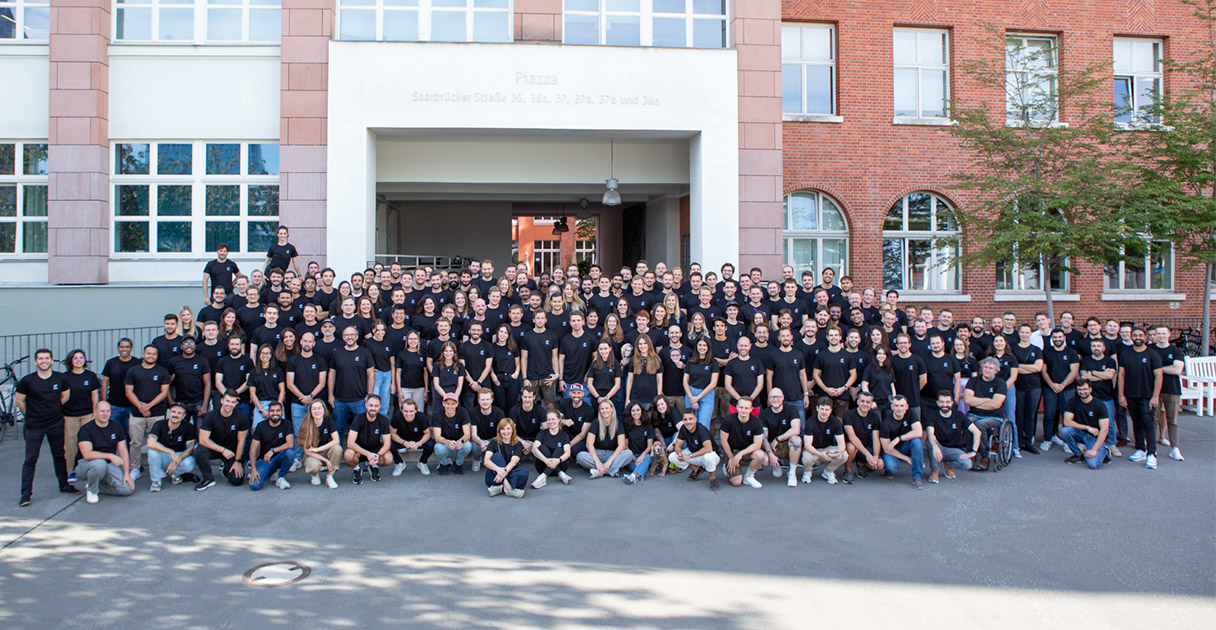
998, 419, 1016, 468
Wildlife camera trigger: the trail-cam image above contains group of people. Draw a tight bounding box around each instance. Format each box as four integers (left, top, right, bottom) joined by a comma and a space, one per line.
13, 235, 1189, 504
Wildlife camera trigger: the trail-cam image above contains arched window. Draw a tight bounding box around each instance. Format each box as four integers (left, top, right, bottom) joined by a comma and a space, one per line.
782, 190, 848, 277
882, 192, 959, 292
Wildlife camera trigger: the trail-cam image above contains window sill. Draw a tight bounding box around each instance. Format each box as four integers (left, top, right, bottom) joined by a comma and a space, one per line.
1100, 292, 1186, 301
993, 292, 1080, 302
895, 292, 971, 302
784, 114, 844, 123
108, 44, 282, 58
1114, 121, 1168, 132
1006, 119, 1069, 129
892, 117, 953, 126
0, 43, 49, 55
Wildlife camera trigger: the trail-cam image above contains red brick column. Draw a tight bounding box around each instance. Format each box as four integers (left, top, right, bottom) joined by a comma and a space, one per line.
47, 0, 110, 284
515, 0, 562, 42
280, 0, 333, 266
733, 0, 783, 278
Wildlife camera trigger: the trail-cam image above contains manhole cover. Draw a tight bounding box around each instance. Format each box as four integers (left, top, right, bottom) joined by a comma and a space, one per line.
243, 561, 310, 587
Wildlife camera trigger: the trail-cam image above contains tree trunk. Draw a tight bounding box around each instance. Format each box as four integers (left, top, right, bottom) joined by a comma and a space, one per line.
1204, 261, 1212, 357
1042, 254, 1055, 322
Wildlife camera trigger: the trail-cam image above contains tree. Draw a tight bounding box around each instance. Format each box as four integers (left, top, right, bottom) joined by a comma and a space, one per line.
947, 27, 1148, 321
1123, 0, 1216, 355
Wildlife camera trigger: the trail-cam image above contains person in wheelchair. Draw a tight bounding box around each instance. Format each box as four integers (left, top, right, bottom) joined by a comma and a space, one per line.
962, 358, 1008, 468
926, 391, 981, 483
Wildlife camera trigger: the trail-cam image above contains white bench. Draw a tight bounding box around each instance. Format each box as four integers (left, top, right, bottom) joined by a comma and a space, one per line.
1182, 356, 1216, 417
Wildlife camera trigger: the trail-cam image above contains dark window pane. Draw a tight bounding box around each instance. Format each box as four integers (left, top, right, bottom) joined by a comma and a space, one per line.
882, 239, 904, 290
23, 222, 47, 254
157, 143, 192, 175
247, 185, 279, 216
247, 143, 279, 175
0, 224, 14, 252
906, 193, 932, 231
883, 203, 903, 231
23, 185, 48, 217
205, 185, 239, 216
248, 220, 278, 252
0, 144, 14, 175
117, 143, 150, 175
0, 7, 13, 39
157, 221, 192, 253
115, 221, 149, 252
206, 144, 240, 175
23, 144, 48, 175
115, 185, 150, 216
157, 185, 192, 216
1114, 77, 1132, 124
206, 221, 240, 253
0, 185, 15, 217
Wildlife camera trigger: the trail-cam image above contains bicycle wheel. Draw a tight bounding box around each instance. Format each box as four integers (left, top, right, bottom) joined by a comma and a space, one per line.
1184, 342, 1201, 358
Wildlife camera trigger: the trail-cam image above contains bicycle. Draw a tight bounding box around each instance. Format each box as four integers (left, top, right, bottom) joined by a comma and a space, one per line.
1171, 327, 1208, 358
0, 356, 28, 444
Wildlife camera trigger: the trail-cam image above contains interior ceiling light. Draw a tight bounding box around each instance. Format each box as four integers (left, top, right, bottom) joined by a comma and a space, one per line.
602, 139, 622, 206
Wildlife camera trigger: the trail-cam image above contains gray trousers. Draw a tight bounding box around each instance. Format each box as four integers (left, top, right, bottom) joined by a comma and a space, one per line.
576, 449, 634, 477
929, 446, 975, 473
75, 459, 135, 496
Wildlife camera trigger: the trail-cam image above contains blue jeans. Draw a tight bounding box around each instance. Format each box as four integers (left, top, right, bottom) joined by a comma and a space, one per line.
483, 452, 529, 489
1059, 426, 1107, 469
147, 450, 197, 482
290, 403, 309, 460
250, 450, 293, 490
881, 438, 924, 480
1042, 388, 1075, 445
435, 441, 473, 465
686, 386, 715, 429
1097, 399, 1117, 446
332, 399, 365, 445
372, 371, 392, 409
1003, 391, 1018, 447
625, 452, 652, 478
787, 399, 806, 424
109, 405, 132, 439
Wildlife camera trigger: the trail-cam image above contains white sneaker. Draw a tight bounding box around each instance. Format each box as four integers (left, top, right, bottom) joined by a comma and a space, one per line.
1110, 445, 1123, 457
149, 480, 161, 493
821, 470, 838, 485
392, 462, 407, 477
801, 471, 813, 484
507, 487, 525, 498
558, 471, 572, 484
1169, 447, 1184, 461
589, 469, 603, 479
532, 473, 547, 489
1158, 438, 1171, 447
1146, 454, 1157, 470
86, 490, 99, 504
787, 472, 797, 487
1051, 435, 1065, 447
289, 459, 301, 473
488, 485, 503, 497
742, 474, 763, 489
325, 474, 338, 489
1039, 440, 1053, 452
276, 477, 291, 490
471, 460, 481, 473
310, 474, 321, 486
170, 474, 182, 485
416, 462, 431, 475
772, 466, 783, 477
1129, 449, 1146, 462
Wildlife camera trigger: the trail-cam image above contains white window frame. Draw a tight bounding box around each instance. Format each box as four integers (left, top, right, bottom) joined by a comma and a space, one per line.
575, 238, 596, 265
113, 0, 282, 44
882, 192, 960, 293
893, 27, 950, 121
0, 141, 49, 258
1113, 38, 1163, 126
995, 258, 1069, 293
336, 0, 512, 43
533, 239, 561, 275
562, 0, 728, 48
0, 0, 50, 41
110, 141, 279, 258
1006, 33, 1059, 124
781, 23, 836, 118
1105, 239, 1174, 292
781, 190, 849, 278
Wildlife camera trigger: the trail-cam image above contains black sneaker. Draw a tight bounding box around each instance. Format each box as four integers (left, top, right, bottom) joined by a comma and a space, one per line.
1023, 442, 1041, 455
912, 477, 924, 490
855, 466, 868, 479
352, 468, 364, 485
60, 486, 81, 495
687, 468, 703, 482
194, 479, 216, 492
438, 464, 450, 477
180, 473, 199, 483
19, 497, 31, 507
1065, 454, 1083, 464
709, 477, 720, 491
369, 466, 382, 482
841, 471, 855, 484
883, 471, 894, 479
1103, 454, 1112, 464
453, 464, 463, 476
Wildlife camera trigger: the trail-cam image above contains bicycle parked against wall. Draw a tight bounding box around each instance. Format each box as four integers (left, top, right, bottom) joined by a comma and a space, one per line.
1171, 327, 1215, 358
0, 356, 28, 444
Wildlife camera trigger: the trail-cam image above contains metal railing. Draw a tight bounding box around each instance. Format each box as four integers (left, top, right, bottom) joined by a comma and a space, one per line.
0, 326, 163, 375
370, 254, 476, 271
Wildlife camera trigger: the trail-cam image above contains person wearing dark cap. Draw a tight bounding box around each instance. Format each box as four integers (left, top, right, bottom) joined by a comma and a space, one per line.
432, 393, 473, 475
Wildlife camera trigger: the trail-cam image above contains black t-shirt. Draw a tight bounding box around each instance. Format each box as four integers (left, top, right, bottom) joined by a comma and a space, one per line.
1012, 344, 1042, 391
266, 242, 298, 272
676, 423, 714, 453
491, 343, 518, 375
470, 405, 504, 441
720, 414, 763, 452
1119, 346, 1162, 399
395, 350, 427, 388
124, 363, 170, 415
101, 357, 137, 406
17, 372, 65, 426
964, 376, 1007, 418
433, 407, 471, 441
348, 413, 390, 450
332, 315, 371, 341
486, 439, 524, 463
390, 411, 431, 443
657, 343, 688, 396
1080, 355, 1117, 401
1066, 396, 1109, 430
590, 421, 623, 451
813, 348, 854, 394
683, 359, 718, 390
1043, 345, 1081, 390
723, 355, 763, 402
768, 348, 806, 400
236, 304, 265, 338
76, 420, 126, 464
152, 334, 183, 366
842, 408, 879, 447
880, 410, 918, 442
197, 341, 226, 373
862, 363, 895, 403
509, 403, 547, 440
286, 353, 328, 406
61, 370, 100, 416
330, 346, 373, 402
807, 415, 844, 449
1152, 344, 1185, 395
759, 404, 798, 439
559, 332, 595, 382
199, 408, 250, 451
250, 325, 283, 353
587, 363, 620, 397
627, 368, 659, 403
536, 428, 572, 455
150, 418, 198, 453
252, 419, 291, 453
558, 398, 596, 437
169, 356, 208, 405
922, 354, 961, 400
216, 354, 254, 403
366, 337, 394, 372
522, 329, 559, 379
249, 368, 283, 403
890, 353, 927, 405
460, 339, 494, 384
204, 258, 240, 293
433, 363, 465, 393
931, 410, 973, 450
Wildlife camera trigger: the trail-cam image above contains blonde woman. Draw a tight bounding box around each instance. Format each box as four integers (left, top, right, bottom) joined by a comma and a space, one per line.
179, 306, 200, 340
297, 400, 341, 489
576, 399, 632, 478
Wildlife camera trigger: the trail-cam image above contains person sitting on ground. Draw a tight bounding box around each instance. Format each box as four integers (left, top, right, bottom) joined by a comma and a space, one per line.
484, 419, 528, 498
248, 402, 295, 491
880, 396, 926, 490
758, 388, 802, 487
74, 401, 135, 504
719, 397, 766, 488
926, 391, 981, 484
802, 396, 847, 485
577, 398, 633, 478
668, 408, 722, 490
344, 395, 394, 484
841, 391, 884, 483
145, 403, 198, 493
298, 399, 342, 488
621, 402, 658, 485
1059, 379, 1111, 470
532, 410, 574, 489
389, 398, 434, 476
432, 393, 473, 476
193, 391, 249, 491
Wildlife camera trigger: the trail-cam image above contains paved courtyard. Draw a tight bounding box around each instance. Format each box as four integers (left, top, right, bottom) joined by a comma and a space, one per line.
0, 414, 1213, 629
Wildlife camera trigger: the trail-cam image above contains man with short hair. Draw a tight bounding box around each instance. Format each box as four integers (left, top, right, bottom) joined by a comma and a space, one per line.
758, 388, 802, 487
169, 336, 210, 421
841, 391, 883, 483
73, 401, 135, 503
766, 327, 810, 422
880, 396, 925, 490
1060, 379, 1111, 469
248, 402, 294, 490
669, 408, 722, 490
16, 349, 77, 506
389, 398, 433, 476
1079, 338, 1119, 457
124, 344, 171, 476
521, 310, 560, 404
1040, 328, 1080, 453
812, 328, 856, 419
1153, 326, 1186, 461
926, 391, 981, 483
802, 396, 846, 485
145, 403, 198, 492
1118, 328, 1163, 470
432, 393, 473, 476
890, 334, 927, 424
329, 326, 374, 440
215, 336, 253, 417
203, 243, 240, 301
724, 336, 765, 411
344, 395, 394, 484
719, 397, 767, 488
152, 314, 183, 367
193, 391, 249, 490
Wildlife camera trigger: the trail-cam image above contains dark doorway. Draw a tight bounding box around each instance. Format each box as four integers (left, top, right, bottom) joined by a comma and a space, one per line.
621, 203, 647, 268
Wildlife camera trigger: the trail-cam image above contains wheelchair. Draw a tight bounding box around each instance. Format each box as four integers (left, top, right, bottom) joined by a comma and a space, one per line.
972, 416, 1016, 472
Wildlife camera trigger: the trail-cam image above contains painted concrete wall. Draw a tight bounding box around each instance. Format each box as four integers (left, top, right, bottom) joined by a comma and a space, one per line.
0, 285, 199, 336
0, 53, 50, 138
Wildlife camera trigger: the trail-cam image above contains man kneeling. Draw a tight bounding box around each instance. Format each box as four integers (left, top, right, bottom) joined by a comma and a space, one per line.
668, 408, 722, 491
75, 401, 135, 503
718, 398, 766, 488
1059, 379, 1111, 469
344, 395, 394, 484
926, 391, 981, 484
249, 402, 295, 490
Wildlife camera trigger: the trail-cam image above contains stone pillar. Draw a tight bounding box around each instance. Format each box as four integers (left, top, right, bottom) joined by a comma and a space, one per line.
732, 0, 783, 278
515, 0, 562, 43
280, 0, 333, 266
47, 0, 111, 284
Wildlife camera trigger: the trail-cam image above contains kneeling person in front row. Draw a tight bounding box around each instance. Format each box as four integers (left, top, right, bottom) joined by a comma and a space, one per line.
146, 403, 198, 492
842, 391, 884, 483
880, 396, 926, 490
1060, 379, 1111, 469
432, 394, 473, 476
193, 391, 249, 491
345, 395, 394, 484
249, 402, 295, 490
759, 388, 802, 487
75, 401, 135, 504
802, 396, 846, 485
668, 408, 722, 490
926, 391, 981, 484
484, 419, 529, 498
719, 398, 766, 488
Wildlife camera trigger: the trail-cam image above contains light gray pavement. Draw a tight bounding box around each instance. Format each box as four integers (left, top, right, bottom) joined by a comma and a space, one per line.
0, 414, 1213, 629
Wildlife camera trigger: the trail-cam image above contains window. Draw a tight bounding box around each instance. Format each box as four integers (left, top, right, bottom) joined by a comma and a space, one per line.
1105, 240, 1173, 291
782, 23, 835, 116
782, 190, 848, 278
893, 28, 948, 119
337, 0, 510, 43
0, 142, 48, 256
575, 239, 596, 265
882, 192, 959, 292
0, 0, 50, 40
1006, 34, 1058, 123
533, 239, 560, 274
563, 0, 727, 48
996, 259, 1068, 292
1114, 38, 1162, 124
114, 0, 281, 43
112, 141, 279, 256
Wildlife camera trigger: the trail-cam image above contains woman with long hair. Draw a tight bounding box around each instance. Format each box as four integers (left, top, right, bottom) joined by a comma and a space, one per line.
483, 419, 528, 498
576, 398, 632, 478
368, 320, 394, 411
497, 276, 516, 306
356, 296, 377, 328
685, 311, 710, 346
602, 313, 626, 357
861, 344, 896, 411
614, 298, 635, 332
662, 292, 685, 329
431, 340, 465, 410
297, 399, 341, 488
988, 333, 1020, 449
649, 394, 681, 447
531, 410, 574, 489
587, 340, 622, 414
621, 402, 656, 485
413, 295, 440, 340
393, 330, 428, 413
866, 326, 891, 355
274, 328, 298, 364
249, 345, 284, 428
490, 324, 521, 412
218, 307, 245, 344
179, 305, 200, 339
62, 348, 100, 479
626, 334, 663, 410
562, 282, 586, 315
682, 338, 719, 429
